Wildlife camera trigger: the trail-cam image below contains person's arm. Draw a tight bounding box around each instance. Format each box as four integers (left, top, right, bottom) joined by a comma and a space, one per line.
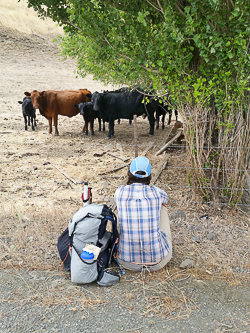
159, 188, 169, 205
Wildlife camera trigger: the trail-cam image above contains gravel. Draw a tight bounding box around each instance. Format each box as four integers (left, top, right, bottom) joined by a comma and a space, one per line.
0, 269, 249, 333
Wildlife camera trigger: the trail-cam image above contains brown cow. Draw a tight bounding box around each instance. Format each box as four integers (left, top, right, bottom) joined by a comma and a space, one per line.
24, 89, 91, 135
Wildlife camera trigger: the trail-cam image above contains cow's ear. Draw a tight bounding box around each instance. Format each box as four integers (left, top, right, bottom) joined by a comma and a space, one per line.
18, 101, 23, 104
86, 94, 92, 98
74, 104, 79, 109
24, 92, 31, 96
40, 91, 45, 96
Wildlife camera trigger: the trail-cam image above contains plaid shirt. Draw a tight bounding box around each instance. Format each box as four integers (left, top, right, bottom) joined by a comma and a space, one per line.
114, 183, 170, 264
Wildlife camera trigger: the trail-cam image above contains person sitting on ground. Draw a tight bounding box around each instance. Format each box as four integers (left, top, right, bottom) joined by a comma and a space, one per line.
114, 156, 172, 271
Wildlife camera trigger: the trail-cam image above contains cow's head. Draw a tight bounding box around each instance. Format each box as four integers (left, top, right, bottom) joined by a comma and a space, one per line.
18, 96, 31, 105
24, 90, 45, 109
75, 102, 93, 117
74, 103, 84, 116
91, 91, 102, 111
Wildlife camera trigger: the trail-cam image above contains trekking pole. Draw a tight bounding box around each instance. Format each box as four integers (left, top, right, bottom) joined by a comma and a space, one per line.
113, 255, 125, 275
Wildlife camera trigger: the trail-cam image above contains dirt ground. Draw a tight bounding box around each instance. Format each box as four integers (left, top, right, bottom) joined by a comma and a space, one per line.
0, 25, 250, 332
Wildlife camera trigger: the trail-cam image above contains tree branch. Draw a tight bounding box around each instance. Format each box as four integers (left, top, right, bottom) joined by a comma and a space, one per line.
145, 0, 163, 14
156, 0, 165, 15
64, 20, 82, 31
175, 3, 186, 18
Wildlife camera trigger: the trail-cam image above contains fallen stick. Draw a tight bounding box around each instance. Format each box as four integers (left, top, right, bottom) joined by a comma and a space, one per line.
155, 130, 183, 156
107, 152, 129, 162
93, 144, 114, 157
98, 162, 130, 175
151, 154, 170, 184
98, 141, 155, 175
50, 163, 83, 185
165, 121, 183, 144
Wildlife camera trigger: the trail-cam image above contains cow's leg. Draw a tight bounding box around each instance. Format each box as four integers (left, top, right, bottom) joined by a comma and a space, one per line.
28, 116, 31, 126
103, 121, 105, 132
117, 119, 120, 124
24, 115, 28, 130
31, 117, 35, 131
34, 111, 37, 127
148, 113, 155, 137
48, 117, 53, 134
107, 120, 114, 139
162, 113, 166, 130
52, 115, 59, 135
107, 122, 112, 139
175, 109, 178, 121
90, 120, 94, 136
167, 110, 172, 125
85, 120, 88, 136
98, 117, 101, 132
156, 112, 159, 130
129, 119, 132, 125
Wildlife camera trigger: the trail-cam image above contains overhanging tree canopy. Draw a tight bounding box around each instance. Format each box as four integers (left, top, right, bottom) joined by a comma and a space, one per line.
26, 1, 250, 101
26, 0, 250, 204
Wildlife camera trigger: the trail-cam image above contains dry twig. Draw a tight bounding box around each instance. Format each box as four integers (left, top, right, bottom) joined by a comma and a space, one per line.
151, 154, 170, 184
155, 131, 183, 156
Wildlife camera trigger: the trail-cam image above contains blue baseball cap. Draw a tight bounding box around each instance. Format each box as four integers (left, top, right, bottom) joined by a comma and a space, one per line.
130, 156, 151, 178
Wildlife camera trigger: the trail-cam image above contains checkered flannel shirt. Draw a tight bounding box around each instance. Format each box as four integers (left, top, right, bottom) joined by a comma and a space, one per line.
114, 183, 170, 264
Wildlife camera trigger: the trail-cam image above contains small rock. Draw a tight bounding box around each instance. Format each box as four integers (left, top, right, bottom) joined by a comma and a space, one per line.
169, 209, 186, 221
192, 236, 200, 243
207, 232, 216, 240
188, 225, 195, 230
180, 259, 194, 269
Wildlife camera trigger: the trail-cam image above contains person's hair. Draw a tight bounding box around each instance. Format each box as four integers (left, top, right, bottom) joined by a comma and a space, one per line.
127, 169, 151, 185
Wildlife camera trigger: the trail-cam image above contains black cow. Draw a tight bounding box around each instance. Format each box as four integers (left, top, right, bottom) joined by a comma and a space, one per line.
88, 89, 157, 139
156, 101, 178, 130
104, 88, 133, 125
74, 102, 105, 136
18, 97, 36, 131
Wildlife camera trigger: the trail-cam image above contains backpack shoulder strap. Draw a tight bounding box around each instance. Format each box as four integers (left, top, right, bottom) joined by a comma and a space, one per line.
98, 205, 118, 240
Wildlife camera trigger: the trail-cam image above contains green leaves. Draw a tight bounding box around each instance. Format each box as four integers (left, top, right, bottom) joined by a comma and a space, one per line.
24, 0, 250, 110
137, 11, 149, 27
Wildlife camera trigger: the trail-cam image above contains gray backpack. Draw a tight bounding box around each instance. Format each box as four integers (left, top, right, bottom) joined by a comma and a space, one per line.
58, 203, 120, 287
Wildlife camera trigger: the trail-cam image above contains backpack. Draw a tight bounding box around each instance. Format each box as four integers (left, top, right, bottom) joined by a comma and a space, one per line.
57, 203, 120, 287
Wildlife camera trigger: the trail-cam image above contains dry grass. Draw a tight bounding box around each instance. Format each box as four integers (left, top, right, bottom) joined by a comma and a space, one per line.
0, 204, 70, 271
0, 203, 249, 319
1, 203, 249, 280
0, 0, 64, 36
